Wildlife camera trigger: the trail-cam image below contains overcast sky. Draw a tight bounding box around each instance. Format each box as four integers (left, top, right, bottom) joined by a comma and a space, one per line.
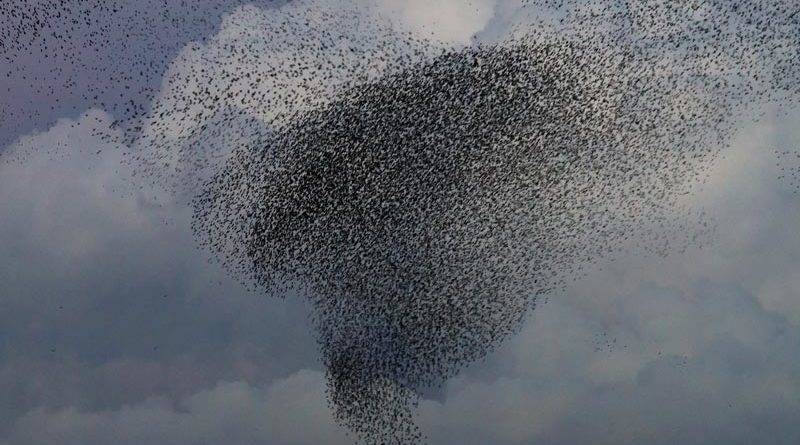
1, 1, 800, 444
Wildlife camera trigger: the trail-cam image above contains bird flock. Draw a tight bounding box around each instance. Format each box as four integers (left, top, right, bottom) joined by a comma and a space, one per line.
2, 1, 799, 444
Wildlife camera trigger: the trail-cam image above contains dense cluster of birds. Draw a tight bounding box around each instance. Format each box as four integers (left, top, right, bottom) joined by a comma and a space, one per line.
2, 1, 799, 444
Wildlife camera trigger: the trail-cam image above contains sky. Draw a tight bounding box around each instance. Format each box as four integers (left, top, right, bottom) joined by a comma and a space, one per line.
1, 1, 800, 444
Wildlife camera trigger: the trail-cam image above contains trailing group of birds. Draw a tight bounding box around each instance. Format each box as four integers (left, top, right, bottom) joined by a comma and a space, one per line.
2, 1, 799, 444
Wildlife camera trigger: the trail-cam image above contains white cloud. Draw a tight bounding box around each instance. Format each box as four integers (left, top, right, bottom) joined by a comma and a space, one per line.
0, 110, 159, 304
376, 0, 498, 45
133, 0, 455, 196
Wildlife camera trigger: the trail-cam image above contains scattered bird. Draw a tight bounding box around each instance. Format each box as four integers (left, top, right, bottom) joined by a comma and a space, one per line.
3, 0, 799, 444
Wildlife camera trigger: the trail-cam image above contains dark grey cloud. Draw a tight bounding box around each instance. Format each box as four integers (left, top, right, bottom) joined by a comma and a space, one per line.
0, 111, 319, 438
7, 372, 350, 445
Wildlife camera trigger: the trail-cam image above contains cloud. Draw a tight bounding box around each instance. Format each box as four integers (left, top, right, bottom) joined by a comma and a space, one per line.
411, 277, 800, 445
1, 3, 799, 444
0, 110, 319, 438
132, 0, 452, 196
406, 112, 800, 445
376, 0, 498, 45
9, 370, 350, 445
